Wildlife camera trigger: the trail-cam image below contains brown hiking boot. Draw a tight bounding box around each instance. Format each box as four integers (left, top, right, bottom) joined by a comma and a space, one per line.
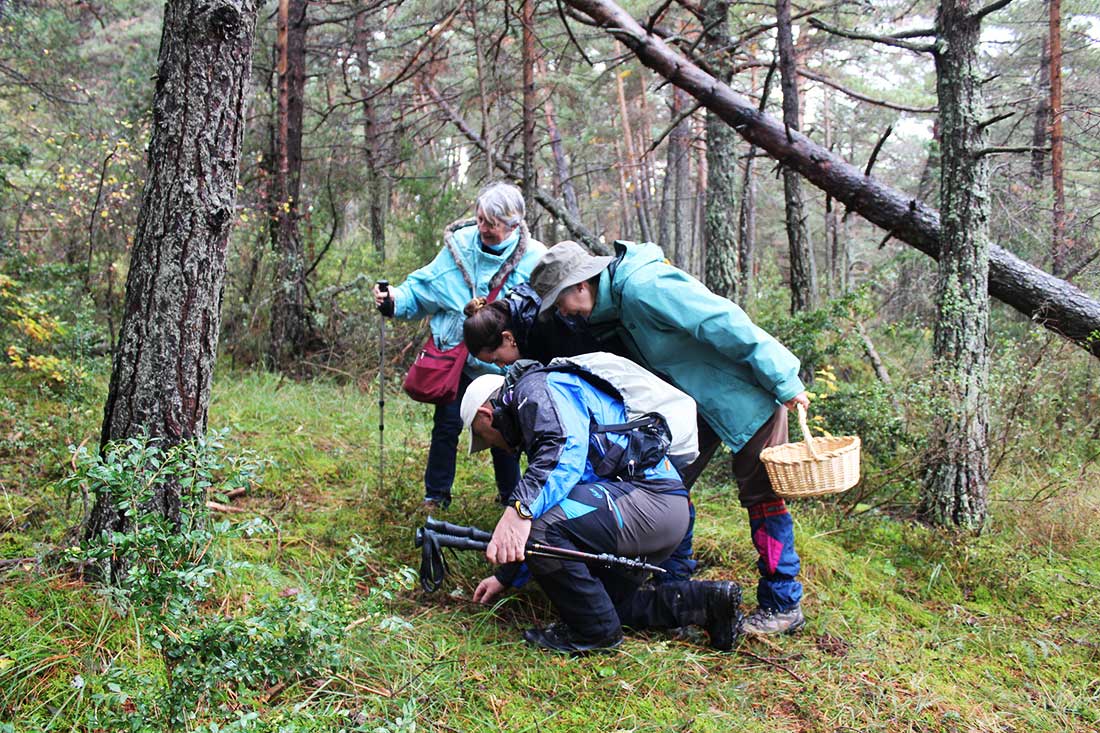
742, 604, 805, 636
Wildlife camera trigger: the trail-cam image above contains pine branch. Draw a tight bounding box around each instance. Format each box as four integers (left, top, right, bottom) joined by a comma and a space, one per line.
798, 68, 936, 113
807, 17, 936, 53
971, 0, 1014, 23
973, 145, 1049, 157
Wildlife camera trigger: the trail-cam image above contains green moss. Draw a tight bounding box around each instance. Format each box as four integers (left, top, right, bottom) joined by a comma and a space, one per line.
2, 364, 1098, 731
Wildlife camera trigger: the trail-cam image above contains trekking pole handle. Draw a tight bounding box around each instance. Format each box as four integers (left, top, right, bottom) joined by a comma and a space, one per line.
415, 522, 666, 573
424, 517, 493, 543
415, 527, 488, 552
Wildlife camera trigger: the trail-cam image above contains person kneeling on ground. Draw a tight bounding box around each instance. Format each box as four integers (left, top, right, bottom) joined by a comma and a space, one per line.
460, 365, 742, 654
530, 240, 810, 636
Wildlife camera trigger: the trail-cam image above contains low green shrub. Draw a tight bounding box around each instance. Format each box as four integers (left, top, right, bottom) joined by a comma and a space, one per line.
62, 433, 414, 731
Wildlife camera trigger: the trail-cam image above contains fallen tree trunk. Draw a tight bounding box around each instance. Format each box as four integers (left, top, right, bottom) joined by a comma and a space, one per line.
563, 0, 1100, 358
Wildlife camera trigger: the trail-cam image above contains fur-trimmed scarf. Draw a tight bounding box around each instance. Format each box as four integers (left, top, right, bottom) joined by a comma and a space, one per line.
442, 217, 531, 296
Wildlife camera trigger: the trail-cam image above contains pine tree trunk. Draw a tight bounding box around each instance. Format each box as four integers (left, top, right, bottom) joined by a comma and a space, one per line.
660, 87, 693, 268
522, 0, 539, 237
822, 84, 844, 296
355, 11, 390, 261
917, 118, 941, 200
268, 0, 313, 371
538, 59, 580, 221
776, 0, 816, 313
737, 148, 757, 305
921, 0, 990, 530
88, 0, 260, 556
692, 123, 707, 278
615, 63, 653, 241
737, 64, 771, 306
1030, 3, 1050, 184
1049, 0, 1067, 275
615, 139, 632, 240
469, 3, 495, 178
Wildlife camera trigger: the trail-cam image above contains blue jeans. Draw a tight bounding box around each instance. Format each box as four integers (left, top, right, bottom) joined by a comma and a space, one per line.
424, 374, 520, 506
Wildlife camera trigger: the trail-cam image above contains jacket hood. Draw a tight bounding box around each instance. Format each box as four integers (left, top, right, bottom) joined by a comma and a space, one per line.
590, 241, 667, 322
608, 241, 668, 298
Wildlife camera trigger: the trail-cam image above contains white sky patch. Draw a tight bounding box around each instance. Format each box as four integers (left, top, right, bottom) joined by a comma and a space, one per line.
895, 116, 933, 141
456, 144, 470, 185
1079, 14, 1100, 43
980, 23, 1019, 56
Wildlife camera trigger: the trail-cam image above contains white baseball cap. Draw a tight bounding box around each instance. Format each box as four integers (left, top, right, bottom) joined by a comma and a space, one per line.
460, 374, 506, 453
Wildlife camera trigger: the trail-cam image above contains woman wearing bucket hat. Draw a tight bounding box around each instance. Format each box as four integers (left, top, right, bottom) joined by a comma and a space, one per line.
372, 182, 545, 512
527, 239, 811, 637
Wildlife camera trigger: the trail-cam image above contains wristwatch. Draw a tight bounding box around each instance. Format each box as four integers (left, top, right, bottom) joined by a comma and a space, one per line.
513, 500, 533, 520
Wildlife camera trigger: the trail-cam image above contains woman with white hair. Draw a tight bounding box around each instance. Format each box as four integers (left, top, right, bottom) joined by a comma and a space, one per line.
373, 181, 546, 511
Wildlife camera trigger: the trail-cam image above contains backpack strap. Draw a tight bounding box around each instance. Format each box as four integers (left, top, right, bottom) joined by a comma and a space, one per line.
590, 413, 664, 434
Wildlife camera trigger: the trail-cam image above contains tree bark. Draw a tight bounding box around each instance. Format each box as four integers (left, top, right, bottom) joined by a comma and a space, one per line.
539, 61, 580, 221
615, 64, 653, 241
88, 0, 260, 555
561, 0, 1100, 358
821, 75, 848, 297
776, 0, 817, 312
522, 0, 539, 236
692, 118, 708, 278
917, 118, 941, 200
659, 87, 694, 270
469, 3, 495, 179
920, 0, 990, 529
1030, 3, 1050, 184
737, 63, 773, 306
737, 146, 757, 305
355, 11, 390, 262
268, 0, 314, 371
1049, 0, 1067, 275
857, 321, 891, 385
615, 139, 632, 240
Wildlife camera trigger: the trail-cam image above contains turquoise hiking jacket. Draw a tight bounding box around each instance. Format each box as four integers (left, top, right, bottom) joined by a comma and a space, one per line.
588, 241, 805, 454
391, 223, 545, 375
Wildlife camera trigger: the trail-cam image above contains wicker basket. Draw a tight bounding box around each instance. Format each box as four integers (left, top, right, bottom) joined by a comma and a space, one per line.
760, 404, 861, 498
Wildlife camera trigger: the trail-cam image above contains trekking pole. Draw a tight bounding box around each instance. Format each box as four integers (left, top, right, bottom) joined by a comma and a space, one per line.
376, 280, 389, 496
415, 519, 665, 593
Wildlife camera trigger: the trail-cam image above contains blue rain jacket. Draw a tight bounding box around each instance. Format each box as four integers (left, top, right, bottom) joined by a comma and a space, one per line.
588, 241, 805, 454
390, 223, 545, 375
505, 370, 684, 520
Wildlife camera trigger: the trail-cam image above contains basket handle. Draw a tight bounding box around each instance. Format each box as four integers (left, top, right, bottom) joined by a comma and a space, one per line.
795, 403, 820, 460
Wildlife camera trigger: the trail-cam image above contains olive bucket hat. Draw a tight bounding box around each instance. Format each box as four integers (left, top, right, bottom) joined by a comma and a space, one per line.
530, 241, 613, 315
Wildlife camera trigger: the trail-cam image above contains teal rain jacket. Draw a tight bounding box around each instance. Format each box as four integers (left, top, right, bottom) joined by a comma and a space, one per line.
390, 223, 545, 376
588, 241, 805, 454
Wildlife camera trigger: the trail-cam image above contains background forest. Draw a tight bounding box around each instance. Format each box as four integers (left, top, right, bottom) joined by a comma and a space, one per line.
1, 0, 1099, 731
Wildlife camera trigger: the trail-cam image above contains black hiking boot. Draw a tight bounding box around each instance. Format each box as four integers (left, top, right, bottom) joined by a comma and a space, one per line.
523, 623, 623, 656
700, 580, 744, 652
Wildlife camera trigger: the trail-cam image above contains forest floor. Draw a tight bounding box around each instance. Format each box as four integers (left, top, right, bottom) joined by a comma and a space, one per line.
1, 368, 1099, 732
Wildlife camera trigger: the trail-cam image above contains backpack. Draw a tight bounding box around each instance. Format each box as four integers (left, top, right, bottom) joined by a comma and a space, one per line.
501, 353, 700, 476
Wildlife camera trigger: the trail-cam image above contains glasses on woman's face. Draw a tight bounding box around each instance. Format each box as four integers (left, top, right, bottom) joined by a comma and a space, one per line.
476, 210, 511, 246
